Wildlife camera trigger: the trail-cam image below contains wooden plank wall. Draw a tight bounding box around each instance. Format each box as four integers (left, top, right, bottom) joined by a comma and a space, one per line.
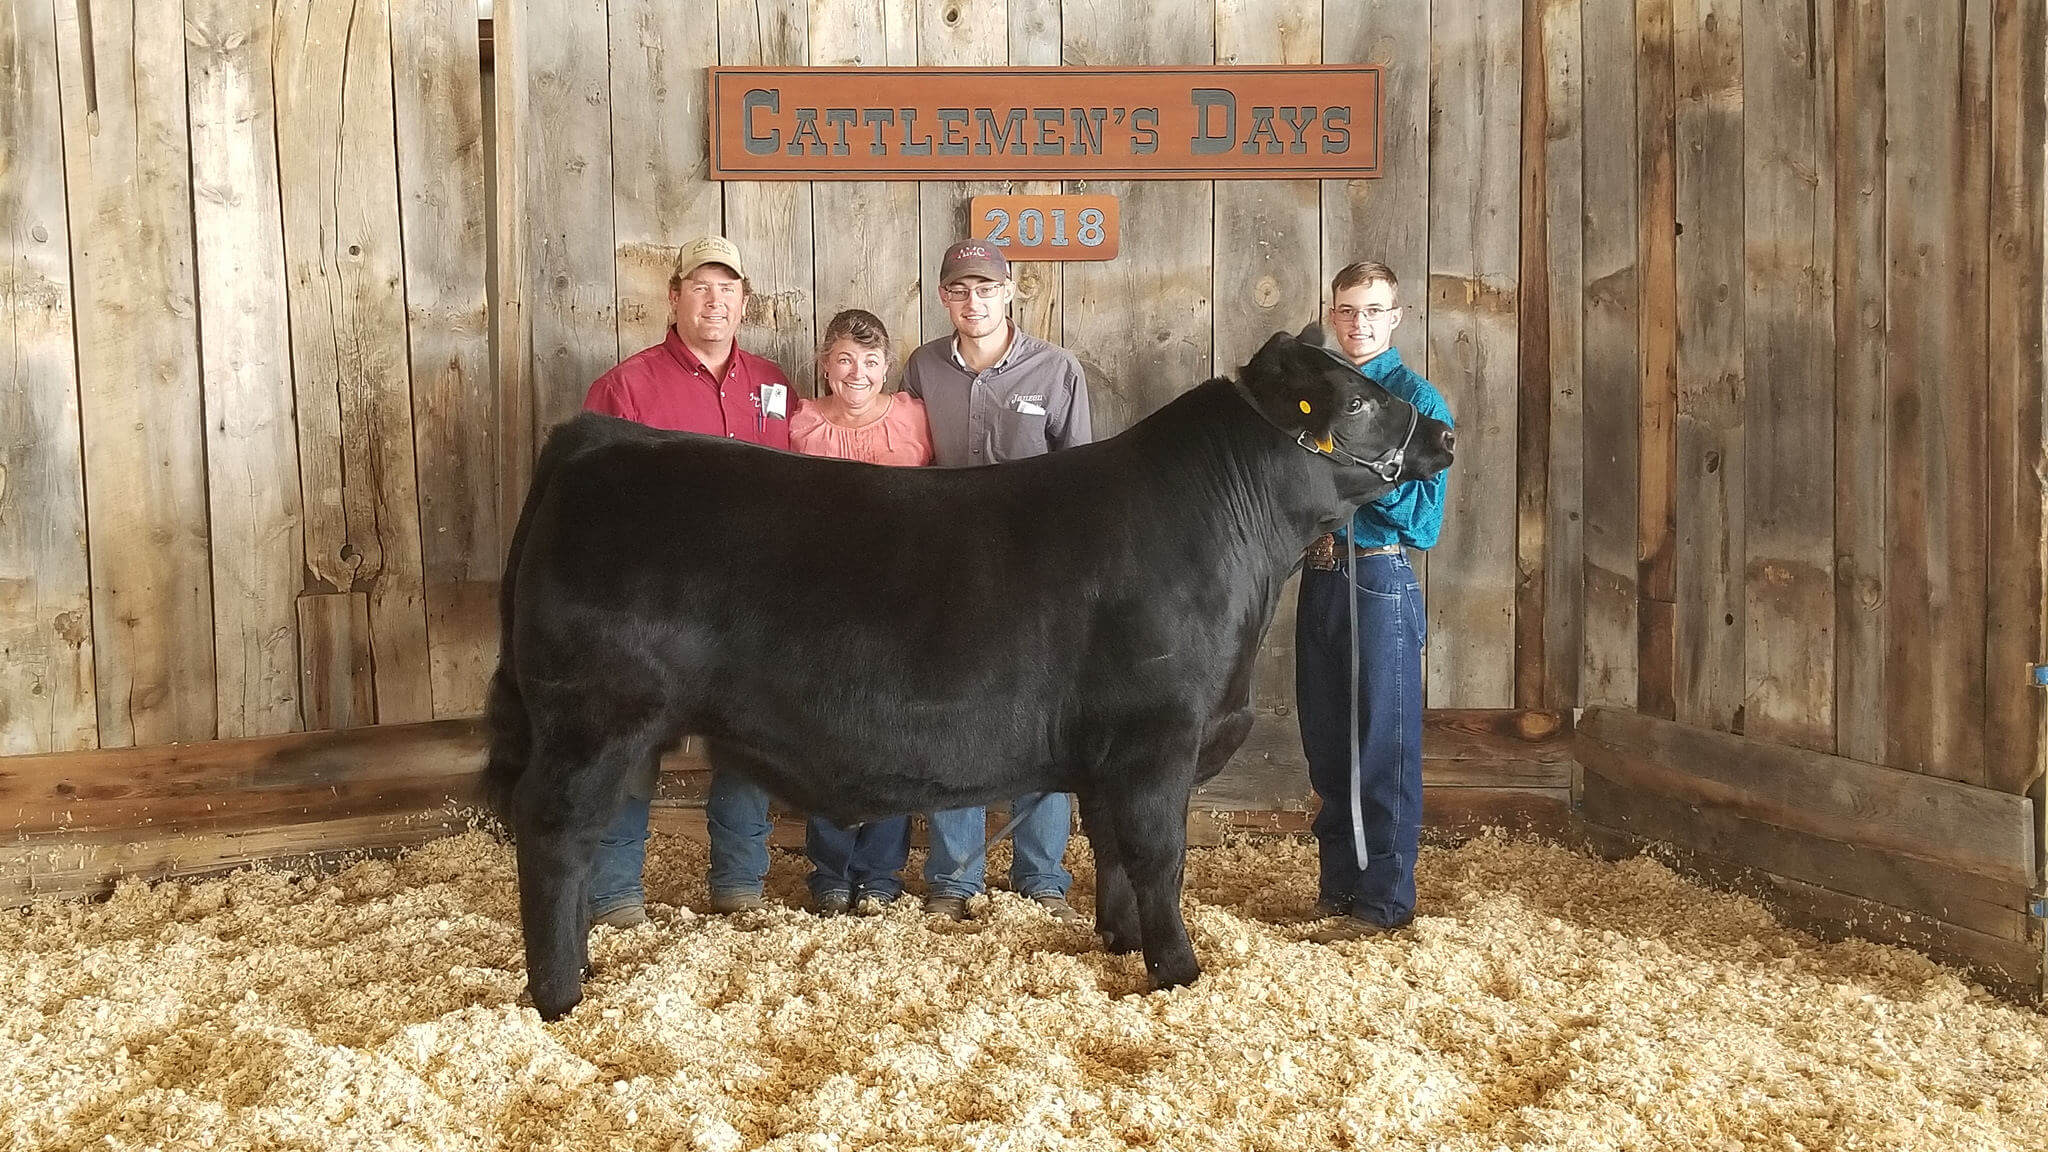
58, 0, 218, 749
393, 0, 501, 720
275, 0, 435, 731
1561, 0, 2046, 797
1, 0, 96, 755
5, 0, 500, 756
1567, 0, 2047, 992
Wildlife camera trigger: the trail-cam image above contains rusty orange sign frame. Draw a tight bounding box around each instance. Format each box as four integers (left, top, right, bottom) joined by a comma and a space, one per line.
708, 66, 1383, 181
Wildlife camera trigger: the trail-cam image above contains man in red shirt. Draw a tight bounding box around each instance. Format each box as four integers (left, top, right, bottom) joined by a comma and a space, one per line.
582, 235, 793, 925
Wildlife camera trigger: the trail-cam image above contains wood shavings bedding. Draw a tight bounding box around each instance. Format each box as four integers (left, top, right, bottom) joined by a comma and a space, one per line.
3, 830, 2043, 1150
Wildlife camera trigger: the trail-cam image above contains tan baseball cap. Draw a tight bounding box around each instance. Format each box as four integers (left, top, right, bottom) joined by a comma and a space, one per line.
672, 235, 746, 281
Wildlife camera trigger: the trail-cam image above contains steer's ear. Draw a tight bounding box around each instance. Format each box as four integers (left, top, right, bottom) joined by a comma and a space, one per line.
1242, 330, 1294, 392
1295, 322, 1347, 360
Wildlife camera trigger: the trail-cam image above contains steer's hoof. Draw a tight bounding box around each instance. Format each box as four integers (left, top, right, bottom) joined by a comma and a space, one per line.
1098, 926, 1142, 955
529, 982, 583, 1022
1146, 952, 1201, 991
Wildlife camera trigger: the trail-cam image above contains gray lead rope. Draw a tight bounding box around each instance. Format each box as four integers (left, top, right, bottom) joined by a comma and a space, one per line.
1346, 540, 1371, 874
935, 793, 1046, 884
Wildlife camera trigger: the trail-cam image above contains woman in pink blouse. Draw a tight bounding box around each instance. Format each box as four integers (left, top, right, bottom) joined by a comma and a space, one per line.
791, 309, 931, 913
789, 309, 934, 466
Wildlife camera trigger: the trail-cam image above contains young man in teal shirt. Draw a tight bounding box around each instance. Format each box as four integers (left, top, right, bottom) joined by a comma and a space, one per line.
1295, 261, 1454, 937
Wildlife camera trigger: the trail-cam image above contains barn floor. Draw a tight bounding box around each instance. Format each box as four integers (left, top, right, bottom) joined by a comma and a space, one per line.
4, 829, 2044, 1152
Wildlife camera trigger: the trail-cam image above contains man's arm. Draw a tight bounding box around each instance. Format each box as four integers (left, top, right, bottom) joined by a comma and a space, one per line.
900, 349, 926, 400
1049, 356, 1093, 449
583, 373, 636, 421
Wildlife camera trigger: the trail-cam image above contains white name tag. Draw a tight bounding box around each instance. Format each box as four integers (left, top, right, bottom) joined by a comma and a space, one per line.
1011, 396, 1047, 416
759, 382, 788, 419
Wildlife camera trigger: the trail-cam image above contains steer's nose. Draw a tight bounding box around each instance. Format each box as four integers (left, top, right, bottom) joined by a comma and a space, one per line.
1438, 427, 1456, 453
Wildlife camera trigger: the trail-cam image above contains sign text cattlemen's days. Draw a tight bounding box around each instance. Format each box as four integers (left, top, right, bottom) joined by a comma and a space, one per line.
708, 66, 1383, 181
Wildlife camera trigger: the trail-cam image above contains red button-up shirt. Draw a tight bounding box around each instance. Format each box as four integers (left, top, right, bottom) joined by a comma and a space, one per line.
582, 326, 793, 450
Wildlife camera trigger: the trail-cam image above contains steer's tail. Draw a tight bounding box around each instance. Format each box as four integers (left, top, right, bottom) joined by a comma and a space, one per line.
482, 414, 618, 831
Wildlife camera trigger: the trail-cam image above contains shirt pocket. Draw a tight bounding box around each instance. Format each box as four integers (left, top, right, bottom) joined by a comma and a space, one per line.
993, 403, 1050, 458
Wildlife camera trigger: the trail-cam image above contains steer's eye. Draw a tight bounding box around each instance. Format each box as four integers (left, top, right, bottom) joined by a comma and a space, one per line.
1346, 396, 1368, 415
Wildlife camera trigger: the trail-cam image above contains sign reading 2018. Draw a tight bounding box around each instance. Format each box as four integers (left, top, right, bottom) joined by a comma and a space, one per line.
708, 66, 1382, 181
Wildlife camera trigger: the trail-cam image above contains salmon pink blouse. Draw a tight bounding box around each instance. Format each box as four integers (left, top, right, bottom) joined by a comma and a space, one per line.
789, 393, 935, 466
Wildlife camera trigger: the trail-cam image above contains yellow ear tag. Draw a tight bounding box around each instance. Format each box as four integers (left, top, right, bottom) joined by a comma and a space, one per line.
1298, 400, 1312, 414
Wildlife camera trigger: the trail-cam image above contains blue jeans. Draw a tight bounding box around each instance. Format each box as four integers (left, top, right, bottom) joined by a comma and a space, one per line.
805, 815, 911, 899
924, 793, 1072, 900
705, 770, 773, 897
1294, 552, 1426, 926
589, 792, 652, 919
589, 768, 773, 911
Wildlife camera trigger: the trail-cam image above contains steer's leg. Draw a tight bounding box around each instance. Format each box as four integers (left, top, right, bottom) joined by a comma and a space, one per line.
1076, 795, 1141, 954
1107, 781, 1200, 989
514, 716, 664, 1022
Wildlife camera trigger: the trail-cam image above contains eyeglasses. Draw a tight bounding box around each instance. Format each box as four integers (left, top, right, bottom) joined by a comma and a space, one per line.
1332, 304, 1401, 324
940, 282, 1007, 302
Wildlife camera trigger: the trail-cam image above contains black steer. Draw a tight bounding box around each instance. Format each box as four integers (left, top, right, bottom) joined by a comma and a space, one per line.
485, 326, 1455, 1020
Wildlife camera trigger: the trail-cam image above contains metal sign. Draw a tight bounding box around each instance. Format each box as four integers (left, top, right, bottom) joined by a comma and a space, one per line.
708, 66, 1382, 181
969, 194, 1120, 261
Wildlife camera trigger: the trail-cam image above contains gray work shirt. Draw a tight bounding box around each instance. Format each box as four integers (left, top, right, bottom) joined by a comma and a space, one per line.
901, 326, 1093, 465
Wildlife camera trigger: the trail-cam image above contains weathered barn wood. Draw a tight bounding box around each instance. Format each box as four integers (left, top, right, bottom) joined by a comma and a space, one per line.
1577, 0, 1641, 713
274, 0, 435, 728
721, 0, 815, 381
186, 0, 307, 740
1883, 0, 1992, 786
1985, 0, 2047, 796
57, 0, 218, 748
1578, 708, 2034, 888
1670, 0, 1743, 734
1426, 0, 1521, 710
1831, 0, 1887, 766
1008, 0, 1064, 346
491, 0, 538, 612
294, 593, 376, 732
526, 0, 621, 431
1061, 0, 1213, 437
1515, 0, 1550, 712
0, 0, 96, 755
391, 0, 508, 720
1212, 0, 1320, 378
810, 0, 923, 390
0, 812, 470, 907
610, 0, 723, 358
1634, 0, 1679, 722
1740, 0, 1835, 754
1535, 0, 1584, 712
913, 0, 1004, 357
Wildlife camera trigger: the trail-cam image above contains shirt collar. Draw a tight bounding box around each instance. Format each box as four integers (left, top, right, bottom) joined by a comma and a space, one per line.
950, 323, 1019, 374
1356, 345, 1404, 384
665, 325, 745, 383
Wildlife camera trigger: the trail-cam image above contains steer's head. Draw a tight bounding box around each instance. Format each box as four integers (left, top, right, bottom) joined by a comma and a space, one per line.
1237, 325, 1455, 500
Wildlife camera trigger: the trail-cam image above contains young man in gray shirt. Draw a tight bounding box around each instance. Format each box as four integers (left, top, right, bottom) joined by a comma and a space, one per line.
902, 239, 1092, 923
